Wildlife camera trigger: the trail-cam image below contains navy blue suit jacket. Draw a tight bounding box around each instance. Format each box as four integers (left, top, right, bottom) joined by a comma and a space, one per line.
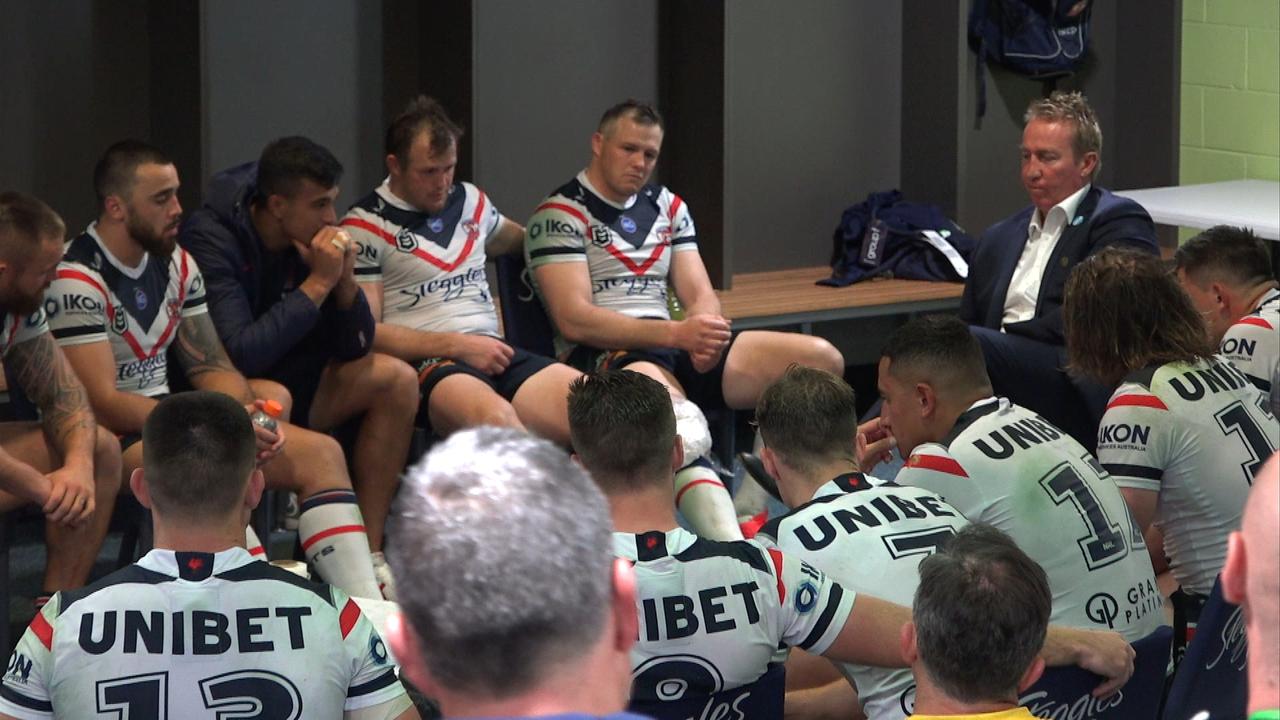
960, 186, 1158, 346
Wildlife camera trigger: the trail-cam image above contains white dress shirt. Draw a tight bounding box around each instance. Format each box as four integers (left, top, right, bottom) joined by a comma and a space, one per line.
1001, 183, 1091, 327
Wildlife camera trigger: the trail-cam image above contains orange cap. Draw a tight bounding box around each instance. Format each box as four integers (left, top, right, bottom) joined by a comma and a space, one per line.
261, 399, 284, 418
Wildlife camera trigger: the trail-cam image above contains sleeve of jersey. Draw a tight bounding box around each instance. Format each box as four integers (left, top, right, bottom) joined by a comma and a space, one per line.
665, 190, 698, 253
181, 252, 209, 318
335, 594, 409, 711
1096, 397, 1168, 492
46, 264, 109, 347
0, 598, 59, 718
525, 201, 588, 267
767, 547, 856, 655
343, 210, 387, 283
483, 191, 504, 240
10, 307, 51, 346
1221, 321, 1275, 391
896, 445, 986, 520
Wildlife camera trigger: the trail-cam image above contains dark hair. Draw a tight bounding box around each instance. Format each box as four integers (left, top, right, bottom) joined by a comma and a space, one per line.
1174, 225, 1275, 289
254, 136, 343, 203
141, 391, 257, 521
386, 95, 464, 166
93, 140, 173, 211
880, 315, 992, 393
0, 191, 66, 259
597, 99, 664, 134
914, 523, 1051, 703
388, 427, 614, 697
755, 365, 859, 473
567, 370, 675, 493
1065, 247, 1214, 385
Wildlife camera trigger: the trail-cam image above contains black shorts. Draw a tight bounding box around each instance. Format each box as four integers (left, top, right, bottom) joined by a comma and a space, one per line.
564, 337, 737, 412
415, 345, 557, 409
118, 393, 169, 453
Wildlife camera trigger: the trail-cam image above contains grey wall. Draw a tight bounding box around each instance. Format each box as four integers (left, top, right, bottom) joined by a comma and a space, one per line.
724, 1, 903, 274
0, 1, 152, 230
471, 0, 659, 224
201, 0, 383, 209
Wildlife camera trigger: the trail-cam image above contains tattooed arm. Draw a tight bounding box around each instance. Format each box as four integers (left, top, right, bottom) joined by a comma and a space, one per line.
7, 332, 98, 524
172, 312, 254, 402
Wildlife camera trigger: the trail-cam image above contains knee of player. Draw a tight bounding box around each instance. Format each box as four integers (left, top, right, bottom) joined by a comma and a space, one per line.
483, 402, 523, 430
804, 337, 845, 375
378, 355, 422, 408
252, 380, 294, 419
92, 427, 123, 486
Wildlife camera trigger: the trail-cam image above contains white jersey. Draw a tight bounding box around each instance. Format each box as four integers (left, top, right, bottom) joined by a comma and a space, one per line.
0, 306, 51, 359
343, 180, 504, 338
614, 527, 854, 703
756, 473, 969, 720
1220, 287, 1279, 395
898, 398, 1163, 640
0, 548, 408, 719
1097, 357, 1278, 595
525, 172, 699, 357
45, 224, 207, 396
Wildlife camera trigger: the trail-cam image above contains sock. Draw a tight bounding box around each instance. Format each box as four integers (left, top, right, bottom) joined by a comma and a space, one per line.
675, 457, 743, 541
299, 489, 382, 599
734, 432, 773, 516
245, 526, 266, 559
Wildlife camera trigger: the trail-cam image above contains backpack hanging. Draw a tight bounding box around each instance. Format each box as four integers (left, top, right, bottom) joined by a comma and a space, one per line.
968, 0, 1093, 118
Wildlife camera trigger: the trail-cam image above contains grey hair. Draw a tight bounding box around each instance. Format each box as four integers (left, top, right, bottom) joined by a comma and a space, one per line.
913, 524, 1051, 704
1025, 90, 1103, 179
387, 427, 615, 697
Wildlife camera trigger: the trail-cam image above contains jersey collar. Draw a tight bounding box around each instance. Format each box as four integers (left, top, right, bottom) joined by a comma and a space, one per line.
613, 527, 698, 561
578, 170, 638, 210
86, 222, 150, 280
136, 546, 259, 580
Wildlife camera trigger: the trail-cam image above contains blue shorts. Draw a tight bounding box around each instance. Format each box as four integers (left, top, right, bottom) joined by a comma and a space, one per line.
565, 337, 737, 412
415, 344, 557, 421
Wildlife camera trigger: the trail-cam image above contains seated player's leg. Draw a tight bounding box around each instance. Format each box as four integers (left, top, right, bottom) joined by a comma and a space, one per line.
509, 363, 582, 447
0, 423, 121, 594
248, 378, 294, 422
622, 360, 741, 541
307, 353, 419, 552
424, 371, 523, 435
720, 330, 844, 409
261, 422, 383, 599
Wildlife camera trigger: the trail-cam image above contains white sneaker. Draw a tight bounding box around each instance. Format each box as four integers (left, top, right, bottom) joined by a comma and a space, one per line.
371, 552, 397, 602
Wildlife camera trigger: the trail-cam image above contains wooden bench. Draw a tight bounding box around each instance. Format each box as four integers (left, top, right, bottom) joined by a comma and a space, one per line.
715, 266, 964, 332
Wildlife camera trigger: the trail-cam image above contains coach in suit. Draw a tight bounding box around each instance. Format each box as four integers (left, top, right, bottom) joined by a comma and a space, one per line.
960, 91, 1157, 451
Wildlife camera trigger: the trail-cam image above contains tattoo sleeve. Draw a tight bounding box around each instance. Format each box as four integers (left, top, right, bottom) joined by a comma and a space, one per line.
9, 332, 96, 458
172, 313, 253, 401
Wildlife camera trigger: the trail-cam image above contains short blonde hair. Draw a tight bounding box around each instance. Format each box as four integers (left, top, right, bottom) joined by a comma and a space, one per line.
1025, 91, 1102, 178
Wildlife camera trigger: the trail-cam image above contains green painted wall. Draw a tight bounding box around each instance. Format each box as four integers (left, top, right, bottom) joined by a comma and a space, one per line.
1181, 0, 1280, 185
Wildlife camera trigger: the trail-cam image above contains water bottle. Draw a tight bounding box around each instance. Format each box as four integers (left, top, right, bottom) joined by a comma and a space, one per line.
250, 399, 283, 433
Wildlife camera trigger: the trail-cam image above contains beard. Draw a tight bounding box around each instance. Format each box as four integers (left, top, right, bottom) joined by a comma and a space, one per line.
0, 283, 44, 316
127, 213, 177, 257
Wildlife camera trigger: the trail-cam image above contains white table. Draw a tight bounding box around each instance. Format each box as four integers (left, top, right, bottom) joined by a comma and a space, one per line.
1114, 179, 1280, 240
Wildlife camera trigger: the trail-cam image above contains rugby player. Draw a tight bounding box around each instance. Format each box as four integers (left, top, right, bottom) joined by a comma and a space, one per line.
181, 136, 420, 594
753, 366, 969, 720
1065, 248, 1277, 605
568, 370, 1135, 712
45, 141, 385, 599
1174, 225, 1279, 396
526, 100, 846, 540
340, 96, 580, 445
0, 191, 121, 609
866, 315, 1163, 642
384, 427, 647, 719
0, 392, 416, 719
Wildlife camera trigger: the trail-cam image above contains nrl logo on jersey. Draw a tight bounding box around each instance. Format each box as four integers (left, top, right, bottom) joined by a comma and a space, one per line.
590, 225, 612, 247
395, 228, 418, 253
110, 306, 128, 335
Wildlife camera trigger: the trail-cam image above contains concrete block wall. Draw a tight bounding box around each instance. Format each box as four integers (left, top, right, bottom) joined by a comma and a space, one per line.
1180, 0, 1279, 188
